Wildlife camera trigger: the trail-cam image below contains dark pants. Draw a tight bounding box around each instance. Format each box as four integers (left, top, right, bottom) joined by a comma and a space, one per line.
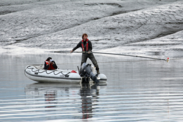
81, 53, 99, 71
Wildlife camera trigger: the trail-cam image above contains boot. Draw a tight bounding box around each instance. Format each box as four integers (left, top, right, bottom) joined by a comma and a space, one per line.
97, 70, 100, 74
96, 70, 100, 77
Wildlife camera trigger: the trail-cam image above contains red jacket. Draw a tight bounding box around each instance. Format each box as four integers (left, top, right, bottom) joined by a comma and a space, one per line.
45, 61, 56, 70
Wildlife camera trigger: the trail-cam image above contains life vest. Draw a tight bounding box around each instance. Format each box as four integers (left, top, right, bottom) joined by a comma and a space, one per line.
81, 39, 89, 51
45, 61, 55, 70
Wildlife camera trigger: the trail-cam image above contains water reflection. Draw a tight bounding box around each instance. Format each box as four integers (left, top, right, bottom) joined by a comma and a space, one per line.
2, 54, 183, 121
25, 82, 106, 120
80, 83, 100, 119
45, 90, 56, 108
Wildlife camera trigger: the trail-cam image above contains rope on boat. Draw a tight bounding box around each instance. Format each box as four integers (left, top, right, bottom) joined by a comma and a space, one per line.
26, 65, 71, 77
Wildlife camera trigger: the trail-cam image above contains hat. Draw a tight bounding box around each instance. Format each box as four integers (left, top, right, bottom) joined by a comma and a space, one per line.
46, 57, 52, 61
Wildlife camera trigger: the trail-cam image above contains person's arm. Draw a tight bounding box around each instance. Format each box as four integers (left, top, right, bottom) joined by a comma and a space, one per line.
44, 62, 49, 70
52, 61, 58, 69
71, 41, 81, 53
88, 41, 92, 51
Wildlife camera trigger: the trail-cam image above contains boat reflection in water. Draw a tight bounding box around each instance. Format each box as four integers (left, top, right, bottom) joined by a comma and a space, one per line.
45, 90, 56, 108
80, 83, 100, 119
25, 82, 107, 119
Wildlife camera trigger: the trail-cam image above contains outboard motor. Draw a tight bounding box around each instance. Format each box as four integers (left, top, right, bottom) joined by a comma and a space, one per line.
79, 63, 99, 83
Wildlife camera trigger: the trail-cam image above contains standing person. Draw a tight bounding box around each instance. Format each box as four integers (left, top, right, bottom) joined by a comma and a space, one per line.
70, 33, 100, 75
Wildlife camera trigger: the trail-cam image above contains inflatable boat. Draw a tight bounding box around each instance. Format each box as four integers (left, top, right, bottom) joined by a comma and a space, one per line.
24, 65, 107, 83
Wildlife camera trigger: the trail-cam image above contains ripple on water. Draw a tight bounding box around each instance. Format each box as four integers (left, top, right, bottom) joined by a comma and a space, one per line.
1, 54, 183, 121
0, 82, 183, 122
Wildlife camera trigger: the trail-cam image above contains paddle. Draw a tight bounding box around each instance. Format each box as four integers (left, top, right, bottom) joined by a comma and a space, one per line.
53, 50, 169, 62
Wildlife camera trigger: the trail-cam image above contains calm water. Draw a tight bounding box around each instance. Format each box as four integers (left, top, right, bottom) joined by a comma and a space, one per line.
0, 53, 183, 122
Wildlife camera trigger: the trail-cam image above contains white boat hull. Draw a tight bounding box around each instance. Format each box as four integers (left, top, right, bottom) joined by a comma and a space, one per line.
24, 65, 107, 83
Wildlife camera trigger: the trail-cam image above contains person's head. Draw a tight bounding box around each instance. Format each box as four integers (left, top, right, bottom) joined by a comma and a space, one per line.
46, 57, 52, 62
82, 33, 88, 41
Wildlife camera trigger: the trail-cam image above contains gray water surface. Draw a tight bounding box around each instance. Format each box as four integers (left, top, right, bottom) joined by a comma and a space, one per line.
0, 53, 183, 122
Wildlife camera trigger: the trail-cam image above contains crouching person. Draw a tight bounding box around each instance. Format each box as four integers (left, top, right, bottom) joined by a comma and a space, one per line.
44, 57, 58, 70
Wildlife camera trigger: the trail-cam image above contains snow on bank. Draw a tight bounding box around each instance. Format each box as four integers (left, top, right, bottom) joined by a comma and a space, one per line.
1, 45, 47, 55
0, 0, 128, 46
0, 0, 183, 57
99, 30, 183, 58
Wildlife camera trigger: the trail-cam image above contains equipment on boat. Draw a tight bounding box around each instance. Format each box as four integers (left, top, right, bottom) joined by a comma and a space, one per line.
24, 64, 107, 83
79, 63, 99, 83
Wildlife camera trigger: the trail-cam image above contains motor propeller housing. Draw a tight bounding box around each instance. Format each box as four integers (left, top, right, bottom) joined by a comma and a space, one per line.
79, 63, 99, 83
